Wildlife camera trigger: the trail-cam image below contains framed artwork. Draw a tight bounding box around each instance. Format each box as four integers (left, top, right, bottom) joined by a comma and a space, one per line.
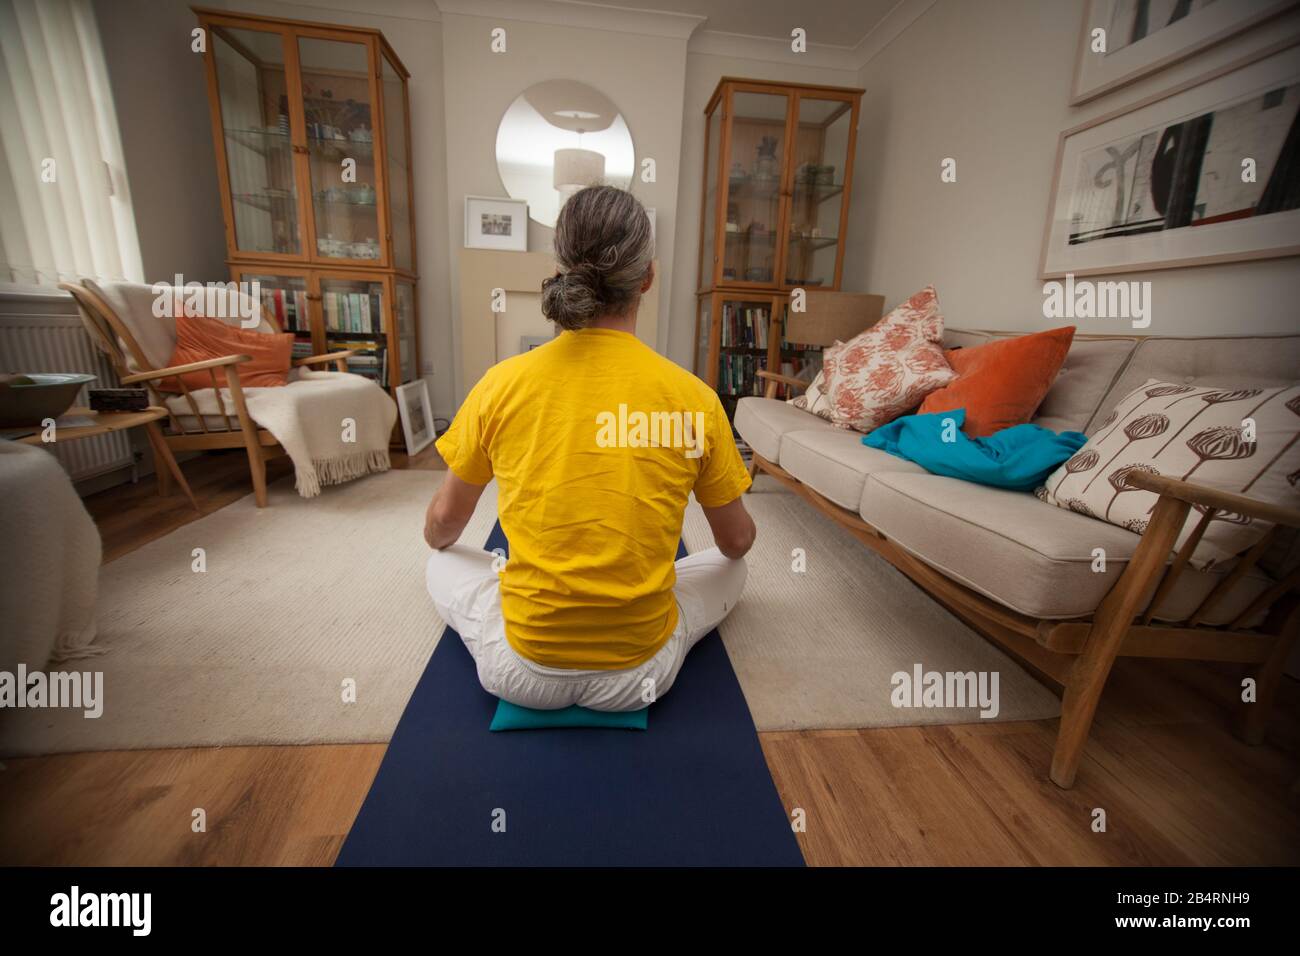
1041, 38, 1300, 278
1071, 0, 1299, 105
396, 379, 435, 455
519, 335, 551, 352
464, 195, 528, 251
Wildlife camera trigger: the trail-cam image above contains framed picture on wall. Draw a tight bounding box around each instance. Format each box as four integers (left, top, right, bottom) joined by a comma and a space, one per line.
465, 195, 528, 251
1041, 38, 1300, 278
396, 379, 435, 455
1071, 0, 1299, 105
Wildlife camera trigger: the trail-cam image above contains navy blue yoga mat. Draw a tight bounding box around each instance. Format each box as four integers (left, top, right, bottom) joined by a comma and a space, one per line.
336, 524, 804, 867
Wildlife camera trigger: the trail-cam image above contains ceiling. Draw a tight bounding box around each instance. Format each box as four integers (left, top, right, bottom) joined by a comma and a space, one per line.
574, 0, 902, 48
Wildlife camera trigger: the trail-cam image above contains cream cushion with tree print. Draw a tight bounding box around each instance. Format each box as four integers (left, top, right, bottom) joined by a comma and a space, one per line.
1037, 379, 1300, 570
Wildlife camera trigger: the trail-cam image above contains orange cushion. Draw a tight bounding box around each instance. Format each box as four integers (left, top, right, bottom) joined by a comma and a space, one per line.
160, 314, 293, 393
918, 326, 1075, 437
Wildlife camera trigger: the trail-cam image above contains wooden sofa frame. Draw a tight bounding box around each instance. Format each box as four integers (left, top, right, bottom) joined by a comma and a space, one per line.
60, 282, 355, 508
751, 369, 1300, 789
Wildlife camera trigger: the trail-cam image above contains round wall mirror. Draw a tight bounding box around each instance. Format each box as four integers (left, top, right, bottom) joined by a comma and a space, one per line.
495, 79, 635, 229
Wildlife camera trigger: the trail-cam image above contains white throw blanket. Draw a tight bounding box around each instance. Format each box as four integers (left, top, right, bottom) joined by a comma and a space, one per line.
244, 369, 398, 497
165, 369, 398, 497
0, 442, 104, 669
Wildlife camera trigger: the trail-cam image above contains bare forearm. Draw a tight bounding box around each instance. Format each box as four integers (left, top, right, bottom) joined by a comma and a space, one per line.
424, 511, 466, 550
703, 498, 756, 559
424, 473, 486, 549
716, 521, 755, 559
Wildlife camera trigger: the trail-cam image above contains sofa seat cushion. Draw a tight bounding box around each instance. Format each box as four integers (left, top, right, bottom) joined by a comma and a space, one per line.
734, 396, 835, 464
859, 472, 1272, 624
781, 428, 926, 510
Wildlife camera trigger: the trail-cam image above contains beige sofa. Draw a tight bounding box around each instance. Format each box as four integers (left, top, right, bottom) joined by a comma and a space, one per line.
737, 329, 1300, 788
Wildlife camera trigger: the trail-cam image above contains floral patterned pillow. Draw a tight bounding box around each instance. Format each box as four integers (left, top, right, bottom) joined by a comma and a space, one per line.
1037, 379, 1300, 569
821, 286, 956, 432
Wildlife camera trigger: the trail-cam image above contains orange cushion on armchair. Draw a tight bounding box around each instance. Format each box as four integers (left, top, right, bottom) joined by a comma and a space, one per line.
919, 326, 1075, 437
159, 313, 293, 393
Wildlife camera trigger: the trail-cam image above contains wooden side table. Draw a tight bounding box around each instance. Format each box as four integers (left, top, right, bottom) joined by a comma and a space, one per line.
17, 406, 199, 512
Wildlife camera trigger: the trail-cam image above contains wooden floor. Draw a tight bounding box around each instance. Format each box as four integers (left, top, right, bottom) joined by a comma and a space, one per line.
1, 450, 1297, 866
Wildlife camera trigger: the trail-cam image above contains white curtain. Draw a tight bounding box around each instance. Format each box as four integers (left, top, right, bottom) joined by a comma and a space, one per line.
0, 0, 142, 287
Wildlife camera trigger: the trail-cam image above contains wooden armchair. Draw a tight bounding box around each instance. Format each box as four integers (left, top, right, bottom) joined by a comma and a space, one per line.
60, 281, 355, 508
751, 369, 1300, 788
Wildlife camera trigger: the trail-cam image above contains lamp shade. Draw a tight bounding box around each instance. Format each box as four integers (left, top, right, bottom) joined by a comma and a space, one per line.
784, 291, 885, 347
553, 147, 605, 190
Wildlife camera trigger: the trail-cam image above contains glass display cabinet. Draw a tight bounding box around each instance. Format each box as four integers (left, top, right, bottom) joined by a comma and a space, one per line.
196, 8, 418, 394
694, 78, 862, 411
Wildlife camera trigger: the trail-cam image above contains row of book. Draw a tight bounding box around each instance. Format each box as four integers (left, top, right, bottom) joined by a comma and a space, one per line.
257, 287, 387, 337
720, 303, 770, 349
717, 302, 824, 353
324, 290, 383, 334
718, 352, 768, 398
260, 287, 309, 333
339, 341, 388, 385
716, 355, 824, 401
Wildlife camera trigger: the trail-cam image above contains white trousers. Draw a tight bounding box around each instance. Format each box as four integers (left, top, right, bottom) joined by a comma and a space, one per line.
426, 545, 747, 711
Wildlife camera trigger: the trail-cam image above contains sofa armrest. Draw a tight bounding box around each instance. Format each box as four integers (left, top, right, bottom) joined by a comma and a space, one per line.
1124, 471, 1300, 530
757, 369, 811, 401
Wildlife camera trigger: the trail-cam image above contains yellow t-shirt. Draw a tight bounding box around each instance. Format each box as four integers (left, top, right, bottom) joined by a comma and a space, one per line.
435, 327, 751, 670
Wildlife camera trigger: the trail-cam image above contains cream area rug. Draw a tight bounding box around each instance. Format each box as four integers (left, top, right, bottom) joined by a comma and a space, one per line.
682, 476, 1062, 731
0, 471, 497, 757
1, 471, 1058, 756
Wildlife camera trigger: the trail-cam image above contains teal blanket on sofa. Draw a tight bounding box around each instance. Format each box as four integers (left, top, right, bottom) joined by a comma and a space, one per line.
862, 408, 1087, 492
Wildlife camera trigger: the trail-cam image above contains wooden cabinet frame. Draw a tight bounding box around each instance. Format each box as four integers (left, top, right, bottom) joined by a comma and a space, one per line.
697, 77, 863, 297
695, 78, 862, 400
195, 7, 419, 397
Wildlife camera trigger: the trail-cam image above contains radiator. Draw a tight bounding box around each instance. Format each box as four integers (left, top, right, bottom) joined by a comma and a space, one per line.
0, 304, 134, 482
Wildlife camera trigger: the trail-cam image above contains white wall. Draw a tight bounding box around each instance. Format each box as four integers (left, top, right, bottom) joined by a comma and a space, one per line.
437, 10, 688, 402
93, 0, 227, 283
668, 50, 858, 370
846, 0, 1300, 336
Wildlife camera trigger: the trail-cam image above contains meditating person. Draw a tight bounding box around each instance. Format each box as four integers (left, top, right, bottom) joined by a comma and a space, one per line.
423, 185, 755, 711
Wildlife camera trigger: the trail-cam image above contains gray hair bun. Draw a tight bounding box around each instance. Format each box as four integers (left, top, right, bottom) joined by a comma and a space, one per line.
541, 186, 653, 331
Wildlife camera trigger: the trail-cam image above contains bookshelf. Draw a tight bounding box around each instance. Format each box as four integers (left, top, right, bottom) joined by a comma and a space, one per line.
696, 293, 827, 420
693, 77, 863, 419
196, 8, 419, 397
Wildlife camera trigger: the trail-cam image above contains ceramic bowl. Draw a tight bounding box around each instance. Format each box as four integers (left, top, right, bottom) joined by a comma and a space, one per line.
0, 372, 96, 427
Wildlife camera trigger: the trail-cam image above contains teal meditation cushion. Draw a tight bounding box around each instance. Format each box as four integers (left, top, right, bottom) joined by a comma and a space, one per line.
490, 699, 648, 731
